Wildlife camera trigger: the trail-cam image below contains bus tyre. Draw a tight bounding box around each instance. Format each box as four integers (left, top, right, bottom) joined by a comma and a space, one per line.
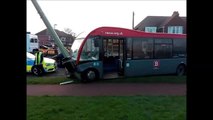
82, 69, 99, 82
176, 65, 185, 76
32, 66, 43, 76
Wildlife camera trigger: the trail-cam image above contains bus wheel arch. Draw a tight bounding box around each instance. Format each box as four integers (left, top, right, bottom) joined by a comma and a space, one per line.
81, 68, 100, 82
176, 64, 186, 76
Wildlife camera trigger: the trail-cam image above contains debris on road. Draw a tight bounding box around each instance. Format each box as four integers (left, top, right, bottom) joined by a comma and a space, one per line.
60, 80, 74, 85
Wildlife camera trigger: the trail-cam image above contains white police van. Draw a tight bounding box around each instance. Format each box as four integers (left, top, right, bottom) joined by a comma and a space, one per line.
26, 32, 39, 53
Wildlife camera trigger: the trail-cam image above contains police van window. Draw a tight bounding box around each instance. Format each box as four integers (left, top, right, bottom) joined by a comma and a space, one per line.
30, 38, 34, 43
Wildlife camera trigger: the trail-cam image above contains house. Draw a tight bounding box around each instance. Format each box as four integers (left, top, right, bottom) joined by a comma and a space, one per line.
36, 29, 75, 48
134, 11, 186, 34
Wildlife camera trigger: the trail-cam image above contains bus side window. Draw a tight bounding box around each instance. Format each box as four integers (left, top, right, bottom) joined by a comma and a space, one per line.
173, 39, 186, 58
127, 38, 132, 60
142, 38, 153, 59
154, 39, 172, 59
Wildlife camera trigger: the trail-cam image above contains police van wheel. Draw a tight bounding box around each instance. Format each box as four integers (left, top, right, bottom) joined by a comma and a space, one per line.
32, 66, 43, 76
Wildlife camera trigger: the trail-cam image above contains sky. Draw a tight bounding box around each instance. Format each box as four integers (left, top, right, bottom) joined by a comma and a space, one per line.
27, 0, 186, 36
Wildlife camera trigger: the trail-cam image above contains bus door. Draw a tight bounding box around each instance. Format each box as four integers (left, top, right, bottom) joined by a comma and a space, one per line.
102, 38, 124, 79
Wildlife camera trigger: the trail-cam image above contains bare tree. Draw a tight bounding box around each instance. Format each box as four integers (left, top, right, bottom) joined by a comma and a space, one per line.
64, 28, 76, 37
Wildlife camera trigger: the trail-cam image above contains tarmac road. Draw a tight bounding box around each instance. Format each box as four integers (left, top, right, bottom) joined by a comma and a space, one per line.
27, 83, 186, 96
27, 66, 186, 96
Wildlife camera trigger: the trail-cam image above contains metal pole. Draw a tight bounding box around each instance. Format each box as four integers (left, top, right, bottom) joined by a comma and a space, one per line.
31, 0, 70, 58
132, 11, 134, 29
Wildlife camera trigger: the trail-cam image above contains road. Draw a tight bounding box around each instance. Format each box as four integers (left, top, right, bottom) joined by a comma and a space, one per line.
27, 67, 186, 96
27, 83, 186, 96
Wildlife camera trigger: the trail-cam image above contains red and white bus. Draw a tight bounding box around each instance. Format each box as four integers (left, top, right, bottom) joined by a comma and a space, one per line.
30, 0, 186, 82
68, 26, 186, 81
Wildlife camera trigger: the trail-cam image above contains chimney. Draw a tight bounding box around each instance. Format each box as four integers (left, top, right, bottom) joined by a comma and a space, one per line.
172, 11, 179, 17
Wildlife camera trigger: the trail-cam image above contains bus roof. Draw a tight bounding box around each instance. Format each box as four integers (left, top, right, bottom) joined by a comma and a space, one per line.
76, 26, 186, 64
88, 26, 186, 39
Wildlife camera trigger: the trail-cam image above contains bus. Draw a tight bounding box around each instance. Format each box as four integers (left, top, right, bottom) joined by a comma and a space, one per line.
26, 32, 39, 53
68, 26, 186, 81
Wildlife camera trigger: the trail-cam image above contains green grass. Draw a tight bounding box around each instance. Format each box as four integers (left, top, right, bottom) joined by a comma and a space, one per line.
27, 76, 73, 84
27, 75, 186, 84
27, 96, 186, 120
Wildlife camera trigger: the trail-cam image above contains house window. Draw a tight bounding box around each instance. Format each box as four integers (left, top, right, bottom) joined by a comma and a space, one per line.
145, 27, 157, 33
168, 26, 183, 34
60, 37, 66, 42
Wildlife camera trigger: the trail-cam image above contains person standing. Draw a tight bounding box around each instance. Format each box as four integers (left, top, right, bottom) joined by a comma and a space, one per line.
33, 49, 44, 76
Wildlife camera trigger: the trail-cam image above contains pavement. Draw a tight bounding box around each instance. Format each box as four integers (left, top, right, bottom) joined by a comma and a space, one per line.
27, 66, 186, 96
27, 83, 186, 96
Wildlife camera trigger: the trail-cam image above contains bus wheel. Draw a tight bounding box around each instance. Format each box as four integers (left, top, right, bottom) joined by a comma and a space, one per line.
32, 66, 43, 76
176, 65, 185, 76
82, 69, 99, 82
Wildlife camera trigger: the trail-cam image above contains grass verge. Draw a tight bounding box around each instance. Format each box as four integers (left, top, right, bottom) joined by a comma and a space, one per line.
27, 96, 186, 120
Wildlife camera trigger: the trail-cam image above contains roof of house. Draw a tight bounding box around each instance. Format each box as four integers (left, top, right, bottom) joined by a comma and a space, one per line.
36, 29, 71, 37
134, 11, 186, 30
134, 16, 168, 29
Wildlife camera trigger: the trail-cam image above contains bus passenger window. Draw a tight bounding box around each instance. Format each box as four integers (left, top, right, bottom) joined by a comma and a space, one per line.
133, 38, 143, 59
142, 39, 153, 59
133, 38, 153, 59
173, 39, 186, 58
154, 39, 172, 59
127, 38, 132, 60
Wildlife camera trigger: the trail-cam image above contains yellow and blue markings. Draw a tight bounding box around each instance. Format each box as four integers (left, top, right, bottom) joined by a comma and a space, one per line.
26, 58, 34, 72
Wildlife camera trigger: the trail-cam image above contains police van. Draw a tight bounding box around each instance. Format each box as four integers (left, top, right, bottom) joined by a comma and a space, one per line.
26, 32, 39, 53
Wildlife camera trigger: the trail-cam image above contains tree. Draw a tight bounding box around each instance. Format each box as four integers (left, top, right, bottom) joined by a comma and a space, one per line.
64, 28, 76, 37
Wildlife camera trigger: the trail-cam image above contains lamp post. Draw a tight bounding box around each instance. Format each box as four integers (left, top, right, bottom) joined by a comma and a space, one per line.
54, 24, 57, 30
53, 24, 57, 47
132, 11, 134, 29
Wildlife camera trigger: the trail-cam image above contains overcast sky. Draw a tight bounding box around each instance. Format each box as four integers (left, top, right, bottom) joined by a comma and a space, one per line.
27, 0, 186, 35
